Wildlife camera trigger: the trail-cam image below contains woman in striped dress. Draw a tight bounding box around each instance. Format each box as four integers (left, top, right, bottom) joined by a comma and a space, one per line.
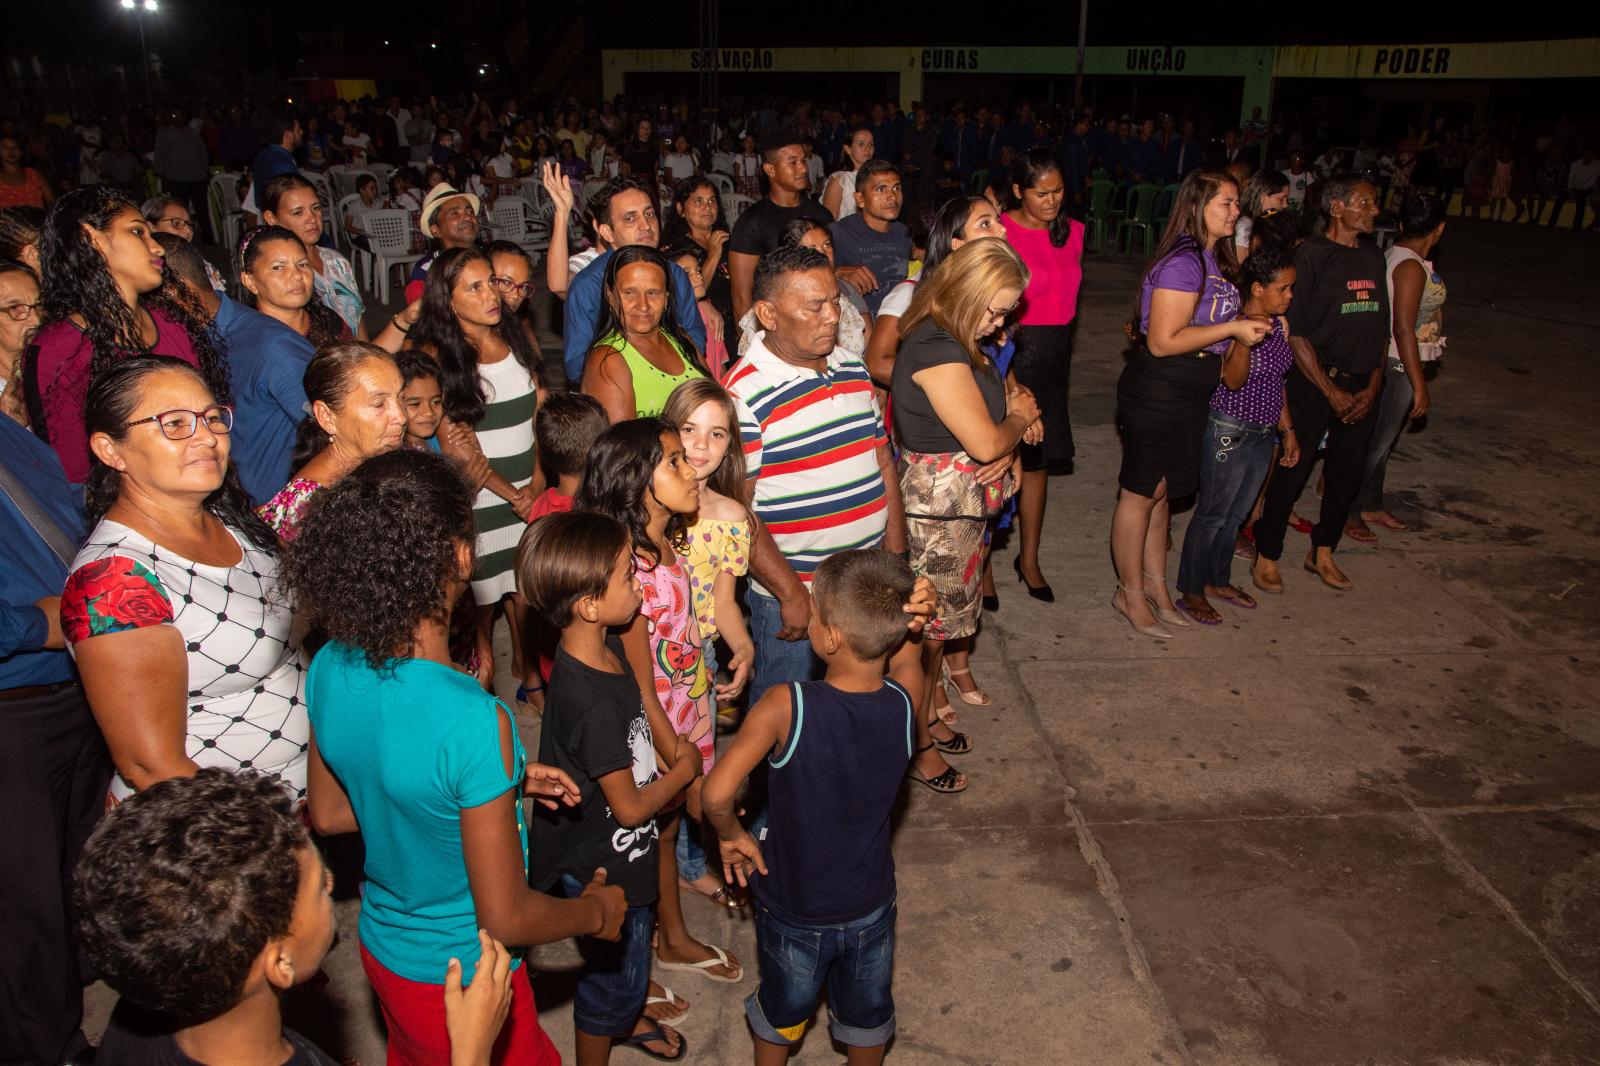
407, 247, 544, 697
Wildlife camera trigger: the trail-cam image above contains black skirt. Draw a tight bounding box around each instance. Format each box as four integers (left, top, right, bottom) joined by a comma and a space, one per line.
1116, 347, 1221, 499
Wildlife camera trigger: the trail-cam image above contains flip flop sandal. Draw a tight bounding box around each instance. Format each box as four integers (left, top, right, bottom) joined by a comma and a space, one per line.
643, 986, 690, 1024
679, 877, 745, 910
620, 1025, 688, 1062
1174, 599, 1223, 627
1212, 587, 1257, 610
931, 726, 973, 756
1344, 527, 1379, 545
1290, 515, 1314, 535
655, 943, 743, 983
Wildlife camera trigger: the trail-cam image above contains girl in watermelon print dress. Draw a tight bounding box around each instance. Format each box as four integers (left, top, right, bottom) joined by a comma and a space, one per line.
576, 417, 746, 994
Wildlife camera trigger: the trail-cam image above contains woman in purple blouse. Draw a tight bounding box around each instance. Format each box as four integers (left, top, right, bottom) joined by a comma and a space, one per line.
1112, 170, 1269, 639
1175, 245, 1301, 625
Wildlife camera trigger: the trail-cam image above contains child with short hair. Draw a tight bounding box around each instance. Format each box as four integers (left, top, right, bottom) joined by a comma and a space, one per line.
703, 550, 936, 1066
517, 509, 701, 1063
530, 391, 610, 521
73, 768, 517, 1066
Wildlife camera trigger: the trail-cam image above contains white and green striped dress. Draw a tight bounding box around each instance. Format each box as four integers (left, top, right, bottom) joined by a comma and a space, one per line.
471, 352, 538, 603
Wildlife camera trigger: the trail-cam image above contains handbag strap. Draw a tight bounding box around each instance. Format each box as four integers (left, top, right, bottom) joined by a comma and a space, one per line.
0, 460, 79, 569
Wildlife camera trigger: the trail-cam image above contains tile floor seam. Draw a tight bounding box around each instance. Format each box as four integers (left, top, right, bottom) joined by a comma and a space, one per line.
1009, 645, 1598, 664
1081, 800, 1600, 828
1404, 797, 1600, 1022
988, 596, 1197, 1066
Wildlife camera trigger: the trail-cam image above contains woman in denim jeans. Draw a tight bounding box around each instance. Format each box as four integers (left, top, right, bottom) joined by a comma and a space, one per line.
1177, 247, 1302, 624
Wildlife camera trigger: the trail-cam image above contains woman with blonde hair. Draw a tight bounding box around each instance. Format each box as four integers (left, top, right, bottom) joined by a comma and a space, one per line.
890, 237, 1042, 795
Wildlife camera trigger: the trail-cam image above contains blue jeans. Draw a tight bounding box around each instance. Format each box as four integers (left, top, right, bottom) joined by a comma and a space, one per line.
746, 589, 822, 708
1354, 358, 1413, 512
557, 874, 654, 1037
746, 899, 897, 1048
1178, 411, 1277, 595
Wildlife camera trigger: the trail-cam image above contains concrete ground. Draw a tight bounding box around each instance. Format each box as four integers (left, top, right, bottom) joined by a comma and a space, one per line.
85, 220, 1600, 1064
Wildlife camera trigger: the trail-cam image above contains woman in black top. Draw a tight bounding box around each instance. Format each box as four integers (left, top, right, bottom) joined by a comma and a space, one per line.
621, 118, 659, 182
890, 238, 1040, 796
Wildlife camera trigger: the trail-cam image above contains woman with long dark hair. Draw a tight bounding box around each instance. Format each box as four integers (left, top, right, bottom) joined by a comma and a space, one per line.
1235, 169, 1291, 257
821, 125, 875, 221
407, 245, 543, 696
0, 204, 45, 274
59, 356, 308, 803
233, 225, 349, 348
259, 173, 369, 338
582, 245, 705, 423
662, 176, 734, 353
1112, 169, 1269, 638
1003, 148, 1085, 602
26, 185, 230, 485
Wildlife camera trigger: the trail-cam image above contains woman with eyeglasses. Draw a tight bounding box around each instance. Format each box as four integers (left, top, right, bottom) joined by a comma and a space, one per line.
59, 355, 310, 805
26, 186, 230, 486
143, 195, 227, 293
0, 257, 41, 426
485, 239, 546, 366
891, 239, 1041, 795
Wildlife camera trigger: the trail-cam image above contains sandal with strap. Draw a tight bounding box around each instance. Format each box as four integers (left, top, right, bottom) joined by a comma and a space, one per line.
644, 984, 690, 1024
929, 720, 973, 756
620, 1024, 688, 1062
908, 742, 967, 793
942, 665, 993, 706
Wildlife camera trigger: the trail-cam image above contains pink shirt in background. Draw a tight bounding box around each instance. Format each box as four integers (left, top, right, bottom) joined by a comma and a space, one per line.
30, 308, 201, 484
1004, 217, 1085, 327
699, 300, 730, 381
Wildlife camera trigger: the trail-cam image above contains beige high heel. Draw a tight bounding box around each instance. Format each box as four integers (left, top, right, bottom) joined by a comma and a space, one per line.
942, 664, 992, 707
1112, 587, 1174, 640
1143, 572, 1189, 627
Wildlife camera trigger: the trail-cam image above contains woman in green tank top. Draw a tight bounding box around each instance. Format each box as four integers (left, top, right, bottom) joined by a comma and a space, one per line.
581, 245, 707, 421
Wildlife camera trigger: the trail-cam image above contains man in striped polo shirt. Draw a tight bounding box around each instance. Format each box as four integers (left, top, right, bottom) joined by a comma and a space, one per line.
725, 244, 907, 707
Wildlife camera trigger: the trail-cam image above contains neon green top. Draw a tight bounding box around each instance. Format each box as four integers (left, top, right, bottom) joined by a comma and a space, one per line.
598, 330, 705, 417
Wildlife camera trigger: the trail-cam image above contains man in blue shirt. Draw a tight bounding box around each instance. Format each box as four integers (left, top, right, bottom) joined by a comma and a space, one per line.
829, 160, 911, 316
250, 110, 303, 213
0, 412, 111, 1066
562, 176, 705, 383
939, 108, 979, 180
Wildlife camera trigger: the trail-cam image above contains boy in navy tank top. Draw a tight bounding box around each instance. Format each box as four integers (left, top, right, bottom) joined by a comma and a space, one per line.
703, 550, 936, 1064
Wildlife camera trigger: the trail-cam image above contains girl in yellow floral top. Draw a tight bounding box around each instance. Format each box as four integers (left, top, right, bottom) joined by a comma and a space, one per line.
664, 378, 757, 910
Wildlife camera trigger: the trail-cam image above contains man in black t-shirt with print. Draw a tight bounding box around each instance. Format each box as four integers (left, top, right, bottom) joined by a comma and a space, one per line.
727, 128, 840, 322
1252, 176, 1389, 593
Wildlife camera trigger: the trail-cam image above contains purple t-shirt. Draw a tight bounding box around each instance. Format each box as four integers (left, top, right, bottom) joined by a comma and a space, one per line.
1210, 316, 1293, 426
1138, 241, 1240, 356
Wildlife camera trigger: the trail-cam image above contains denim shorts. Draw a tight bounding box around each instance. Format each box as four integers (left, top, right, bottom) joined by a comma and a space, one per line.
746, 898, 896, 1048
557, 874, 653, 1037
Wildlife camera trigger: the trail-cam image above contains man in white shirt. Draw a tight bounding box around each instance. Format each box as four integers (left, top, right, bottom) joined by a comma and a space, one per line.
1549, 148, 1599, 230
384, 97, 412, 165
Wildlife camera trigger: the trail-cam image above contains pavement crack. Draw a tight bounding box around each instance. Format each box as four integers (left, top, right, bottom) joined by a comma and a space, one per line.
989, 589, 1196, 1066
1405, 796, 1600, 1022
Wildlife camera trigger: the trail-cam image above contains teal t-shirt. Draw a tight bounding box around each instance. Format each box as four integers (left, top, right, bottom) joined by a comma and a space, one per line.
307, 643, 527, 983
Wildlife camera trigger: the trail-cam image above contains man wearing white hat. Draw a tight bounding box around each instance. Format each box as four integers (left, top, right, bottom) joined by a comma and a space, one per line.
404, 183, 482, 303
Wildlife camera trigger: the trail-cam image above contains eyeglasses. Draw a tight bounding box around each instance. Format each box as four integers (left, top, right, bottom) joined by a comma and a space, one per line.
0, 300, 39, 321
158, 216, 194, 232
125, 405, 235, 440
492, 275, 536, 298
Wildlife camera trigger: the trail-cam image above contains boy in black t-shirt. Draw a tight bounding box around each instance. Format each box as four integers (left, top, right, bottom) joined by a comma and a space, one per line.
518, 510, 701, 1063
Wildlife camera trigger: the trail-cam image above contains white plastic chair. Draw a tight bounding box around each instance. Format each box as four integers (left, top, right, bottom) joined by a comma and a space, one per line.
488, 197, 550, 255
368, 162, 395, 187
334, 192, 365, 260
335, 168, 376, 200
579, 177, 608, 207
725, 193, 755, 224
705, 172, 734, 199
518, 176, 550, 214
207, 171, 245, 251
363, 209, 422, 305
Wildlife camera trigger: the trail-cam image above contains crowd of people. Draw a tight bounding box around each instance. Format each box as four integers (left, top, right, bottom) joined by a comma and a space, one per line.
1, 81, 1469, 1066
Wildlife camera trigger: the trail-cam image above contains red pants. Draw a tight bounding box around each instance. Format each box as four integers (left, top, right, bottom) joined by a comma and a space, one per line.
360, 942, 561, 1066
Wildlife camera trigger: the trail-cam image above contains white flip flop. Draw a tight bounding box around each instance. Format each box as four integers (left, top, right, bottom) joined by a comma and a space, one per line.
644, 984, 690, 1023
655, 943, 743, 984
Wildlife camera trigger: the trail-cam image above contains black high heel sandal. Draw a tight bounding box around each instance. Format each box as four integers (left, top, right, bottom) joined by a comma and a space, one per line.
1013, 556, 1055, 603
906, 742, 967, 794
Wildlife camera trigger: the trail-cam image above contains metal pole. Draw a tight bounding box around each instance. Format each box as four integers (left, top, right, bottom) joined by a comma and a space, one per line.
136, 13, 153, 101
1073, 0, 1087, 111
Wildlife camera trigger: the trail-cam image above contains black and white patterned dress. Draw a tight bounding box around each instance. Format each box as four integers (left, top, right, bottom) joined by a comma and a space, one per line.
61, 520, 310, 802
